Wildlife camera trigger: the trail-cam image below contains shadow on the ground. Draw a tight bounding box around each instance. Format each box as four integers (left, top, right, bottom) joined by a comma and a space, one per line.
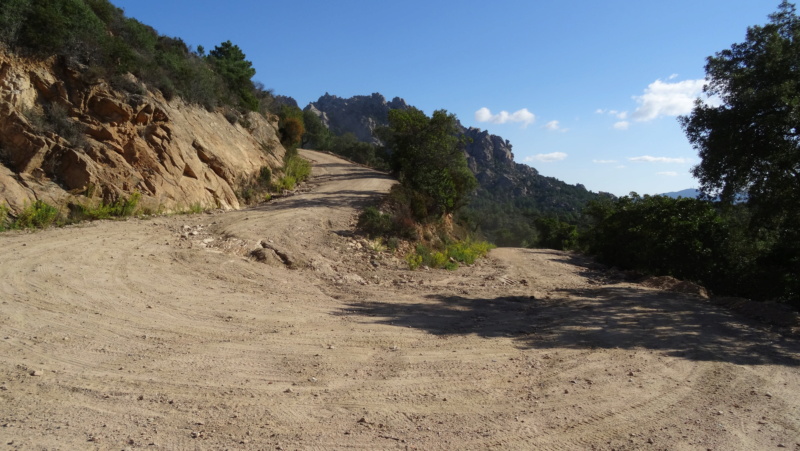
249, 189, 389, 212
339, 287, 800, 367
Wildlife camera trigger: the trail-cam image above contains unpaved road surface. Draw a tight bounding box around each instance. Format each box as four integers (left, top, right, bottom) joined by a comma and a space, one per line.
1, 150, 798, 450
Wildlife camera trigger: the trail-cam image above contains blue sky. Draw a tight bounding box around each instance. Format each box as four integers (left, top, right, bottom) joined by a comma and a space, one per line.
110, 0, 778, 196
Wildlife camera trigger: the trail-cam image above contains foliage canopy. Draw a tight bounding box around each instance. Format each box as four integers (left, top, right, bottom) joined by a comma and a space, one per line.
679, 1, 799, 304
0, 0, 275, 113
380, 108, 477, 218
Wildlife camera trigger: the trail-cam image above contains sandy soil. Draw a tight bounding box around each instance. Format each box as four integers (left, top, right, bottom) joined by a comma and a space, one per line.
1, 150, 798, 450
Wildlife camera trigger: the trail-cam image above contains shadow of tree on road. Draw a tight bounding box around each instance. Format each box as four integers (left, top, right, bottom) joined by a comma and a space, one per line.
339, 287, 800, 367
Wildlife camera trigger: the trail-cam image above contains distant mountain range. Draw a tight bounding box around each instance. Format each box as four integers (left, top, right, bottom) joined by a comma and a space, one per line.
660, 189, 700, 199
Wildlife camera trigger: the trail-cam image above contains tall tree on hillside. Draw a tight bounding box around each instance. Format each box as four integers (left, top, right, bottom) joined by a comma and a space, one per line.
680, 1, 799, 303
207, 40, 258, 111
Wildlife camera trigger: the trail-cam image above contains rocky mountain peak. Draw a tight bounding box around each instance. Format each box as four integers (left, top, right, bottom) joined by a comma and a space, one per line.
305, 92, 409, 145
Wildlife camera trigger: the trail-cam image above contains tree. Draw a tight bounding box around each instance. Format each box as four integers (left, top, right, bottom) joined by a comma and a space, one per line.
207, 40, 258, 111
278, 105, 305, 152
679, 1, 799, 304
302, 109, 332, 150
680, 1, 799, 220
380, 108, 477, 218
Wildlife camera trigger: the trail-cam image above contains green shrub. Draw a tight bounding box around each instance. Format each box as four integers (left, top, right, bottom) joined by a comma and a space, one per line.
405, 239, 495, 270
15, 200, 61, 229
0, 203, 11, 231
258, 166, 272, 186
281, 154, 311, 189
70, 192, 140, 220
446, 239, 495, 265
358, 206, 394, 237
406, 253, 423, 270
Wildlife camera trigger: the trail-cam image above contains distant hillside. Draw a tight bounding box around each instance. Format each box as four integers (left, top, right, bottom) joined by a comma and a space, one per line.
305, 93, 611, 245
660, 188, 700, 199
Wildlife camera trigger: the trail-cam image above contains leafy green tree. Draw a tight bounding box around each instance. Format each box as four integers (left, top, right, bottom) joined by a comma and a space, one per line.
207, 40, 258, 111
302, 109, 332, 150
380, 108, 477, 218
534, 216, 577, 250
680, 1, 799, 304
680, 1, 800, 216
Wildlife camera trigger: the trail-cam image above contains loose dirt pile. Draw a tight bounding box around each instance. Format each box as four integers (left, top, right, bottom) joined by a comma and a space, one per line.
1, 150, 798, 450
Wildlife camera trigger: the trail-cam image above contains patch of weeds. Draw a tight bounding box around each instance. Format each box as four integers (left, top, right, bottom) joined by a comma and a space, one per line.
406, 252, 423, 270
0, 203, 11, 231
14, 200, 61, 230
368, 238, 387, 253
405, 239, 495, 270
187, 202, 204, 214
70, 192, 141, 221
283, 154, 311, 183
387, 237, 400, 252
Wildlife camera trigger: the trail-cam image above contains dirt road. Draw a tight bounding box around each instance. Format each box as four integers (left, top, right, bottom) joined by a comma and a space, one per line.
1, 150, 798, 450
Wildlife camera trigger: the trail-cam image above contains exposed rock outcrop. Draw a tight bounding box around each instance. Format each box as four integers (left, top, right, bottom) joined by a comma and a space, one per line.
305, 93, 409, 145
0, 51, 285, 214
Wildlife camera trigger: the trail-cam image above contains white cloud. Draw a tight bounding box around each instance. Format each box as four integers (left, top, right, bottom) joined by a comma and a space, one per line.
629, 78, 706, 122
475, 107, 536, 127
597, 109, 628, 119
593, 159, 617, 164
629, 155, 689, 164
543, 120, 567, 132
525, 152, 568, 162
613, 121, 630, 130
657, 171, 679, 176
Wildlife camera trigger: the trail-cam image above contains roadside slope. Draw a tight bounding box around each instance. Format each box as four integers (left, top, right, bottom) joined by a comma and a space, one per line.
0, 150, 798, 450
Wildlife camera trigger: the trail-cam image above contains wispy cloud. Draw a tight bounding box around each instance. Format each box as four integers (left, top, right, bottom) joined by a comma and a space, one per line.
593, 159, 618, 164
613, 121, 630, 130
629, 78, 706, 122
525, 152, 568, 163
543, 120, 567, 132
657, 171, 679, 176
475, 107, 536, 127
629, 155, 689, 164
596, 109, 628, 119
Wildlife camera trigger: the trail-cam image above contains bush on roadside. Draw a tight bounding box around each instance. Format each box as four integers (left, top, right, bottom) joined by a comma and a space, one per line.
14, 200, 61, 229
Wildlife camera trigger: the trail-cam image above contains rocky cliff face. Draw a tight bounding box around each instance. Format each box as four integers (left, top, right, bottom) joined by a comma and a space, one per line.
305, 93, 409, 145
0, 50, 285, 214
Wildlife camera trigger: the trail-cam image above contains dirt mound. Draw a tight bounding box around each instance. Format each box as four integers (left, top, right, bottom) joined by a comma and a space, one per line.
712, 296, 800, 329
640, 275, 710, 298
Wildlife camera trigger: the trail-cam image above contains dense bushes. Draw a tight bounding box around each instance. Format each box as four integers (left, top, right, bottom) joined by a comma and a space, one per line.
579, 193, 797, 307
581, 194, 727, 282
0, 0, 273, 113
